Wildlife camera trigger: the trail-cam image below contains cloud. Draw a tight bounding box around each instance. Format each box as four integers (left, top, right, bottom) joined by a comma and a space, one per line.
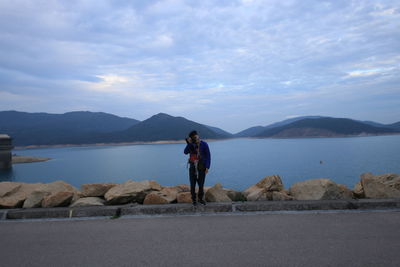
0, 0, 399, 131
347, 68, 389, 77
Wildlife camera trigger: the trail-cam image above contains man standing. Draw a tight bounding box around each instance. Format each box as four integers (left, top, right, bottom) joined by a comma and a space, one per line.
184, 130, 211, 206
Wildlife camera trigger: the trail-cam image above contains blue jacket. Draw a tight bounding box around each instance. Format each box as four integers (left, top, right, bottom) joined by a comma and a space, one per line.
184, 140, 211, 169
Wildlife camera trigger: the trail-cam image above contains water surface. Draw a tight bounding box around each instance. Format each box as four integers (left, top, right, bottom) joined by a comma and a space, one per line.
1, 135, 399, 191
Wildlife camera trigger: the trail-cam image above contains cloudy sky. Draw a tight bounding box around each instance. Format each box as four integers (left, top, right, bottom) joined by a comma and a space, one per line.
0, 0, 399, 133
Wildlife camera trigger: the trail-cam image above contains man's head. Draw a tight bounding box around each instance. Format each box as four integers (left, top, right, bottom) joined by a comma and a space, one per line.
189, 130, 200, 143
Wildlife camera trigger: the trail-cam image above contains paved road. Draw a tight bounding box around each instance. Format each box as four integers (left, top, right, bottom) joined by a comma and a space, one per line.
1, 210, 400, 267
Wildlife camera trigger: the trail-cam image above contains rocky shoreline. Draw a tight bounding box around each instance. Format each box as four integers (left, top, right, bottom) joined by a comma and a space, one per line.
0, 172, 399, 210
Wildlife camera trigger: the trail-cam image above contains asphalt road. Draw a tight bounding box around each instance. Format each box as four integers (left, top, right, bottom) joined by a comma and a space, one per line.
1, 210, 400, 267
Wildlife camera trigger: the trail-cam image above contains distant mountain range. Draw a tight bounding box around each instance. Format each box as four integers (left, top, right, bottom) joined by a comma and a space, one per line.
0, 111, 398, 146
235, 116, 400, 137
255, 117, 398, 138
234, 116, 324, 137
0, 111, 230, 146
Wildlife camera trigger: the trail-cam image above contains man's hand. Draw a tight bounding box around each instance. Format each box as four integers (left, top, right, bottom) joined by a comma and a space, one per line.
205, 168, 209, 174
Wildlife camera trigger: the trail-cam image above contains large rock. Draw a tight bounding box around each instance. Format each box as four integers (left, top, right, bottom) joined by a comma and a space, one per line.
104, 180, 162, 205
0, 182, 22, 197
81, 183, 116, 197
70, 197, 105, 207
353, 181, 365, 198
244, 186, 268, 201
223, 188, 246, 201
205, 183, 231, 202
23, 191, 51, 208
159, 186, 181, 202
243, 185, 275, 201
243, 175, 285, 201
176, 184, 190, 192
42, 192, 74, 208
272, 191, 293, 201
289, 178, 346, 200
256, 175, 284, 191
143, 191, 175, 204
338, 184, 353, 199
0, 182, 43, 209
243, 185, 261, 199
21, 180, 82, 208
37, 180, 81, 201
177, 192, 192, 203
361, 173, 400, 198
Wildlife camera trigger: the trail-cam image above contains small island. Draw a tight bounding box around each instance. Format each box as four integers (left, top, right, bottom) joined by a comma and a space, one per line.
12, 155, 52, 164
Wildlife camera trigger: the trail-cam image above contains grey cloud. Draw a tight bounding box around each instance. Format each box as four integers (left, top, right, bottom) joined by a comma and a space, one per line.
0, 0, 399, 132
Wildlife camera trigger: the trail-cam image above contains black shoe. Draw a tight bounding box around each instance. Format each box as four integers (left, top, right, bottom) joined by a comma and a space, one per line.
192, 201, 197, 206
199, 200, 206, 205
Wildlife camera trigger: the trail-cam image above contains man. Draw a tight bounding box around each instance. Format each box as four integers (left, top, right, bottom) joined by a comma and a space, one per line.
184, 130, 211, 206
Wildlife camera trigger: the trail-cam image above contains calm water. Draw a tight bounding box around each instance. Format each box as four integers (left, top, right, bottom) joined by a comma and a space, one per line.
1, 136, 399, 191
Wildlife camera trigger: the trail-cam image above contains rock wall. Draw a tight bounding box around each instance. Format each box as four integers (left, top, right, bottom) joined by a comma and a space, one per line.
1, 172, 399, 209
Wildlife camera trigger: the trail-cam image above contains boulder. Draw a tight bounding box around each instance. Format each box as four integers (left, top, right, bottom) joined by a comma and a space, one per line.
143, 191, 174, 204
177, 192, 192, 203
243, 175, 285, 201
104, 180, 161, 205
243, 185, 274, 201
21, 180, 82, 208
256, 175, 284, 191
203, 186, 212, 194
176, 184, 190, 192
243, 185, 261, 199
42, 192, 74, 208
143, 180, 163, 191
23, 191, 51, 208
205, 183, 231, 202
361, 173, 400, 198
353, 181, 365, 198
338, 184, 354, 199
0, 182, 43, 209
245, 187, 267, 201
0, 182, 22, 197
289, 178, 345, 200
272, 191, 293, 201
81, 183, 116, 197
223, 188, 246, 201
36, 180, 82, 202
159, 186, 180, 202
70, 197, 105, 207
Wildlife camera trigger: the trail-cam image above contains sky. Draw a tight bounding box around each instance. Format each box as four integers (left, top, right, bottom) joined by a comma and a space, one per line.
0, 0, 399, 133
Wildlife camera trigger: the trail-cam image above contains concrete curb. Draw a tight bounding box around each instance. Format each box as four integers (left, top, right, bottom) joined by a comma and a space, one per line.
1, 199, 400, 221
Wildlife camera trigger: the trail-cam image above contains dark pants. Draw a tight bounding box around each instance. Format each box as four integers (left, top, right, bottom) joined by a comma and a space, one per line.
189, 162, 206, 202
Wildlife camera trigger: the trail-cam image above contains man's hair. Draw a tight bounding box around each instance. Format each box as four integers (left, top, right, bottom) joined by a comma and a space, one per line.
189, 130, 198, 138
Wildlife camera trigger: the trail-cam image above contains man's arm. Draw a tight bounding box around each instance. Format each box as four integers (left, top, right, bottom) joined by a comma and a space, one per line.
184, 143, 195, 154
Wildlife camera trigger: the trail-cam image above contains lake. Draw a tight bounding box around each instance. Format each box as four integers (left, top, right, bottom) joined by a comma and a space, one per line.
1, 135, 399, 191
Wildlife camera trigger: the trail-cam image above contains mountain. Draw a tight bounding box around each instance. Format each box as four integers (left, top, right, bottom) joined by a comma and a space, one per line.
234, 126, 265, 137
234, 116, 325, 137
386, 121, 400, 130
0, 111, 140, 146
361, 120, 388, 128
255, 118, 399, 138
264, 116, 325, 129
108, 113, 231, 142
0, 111, 231, 146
